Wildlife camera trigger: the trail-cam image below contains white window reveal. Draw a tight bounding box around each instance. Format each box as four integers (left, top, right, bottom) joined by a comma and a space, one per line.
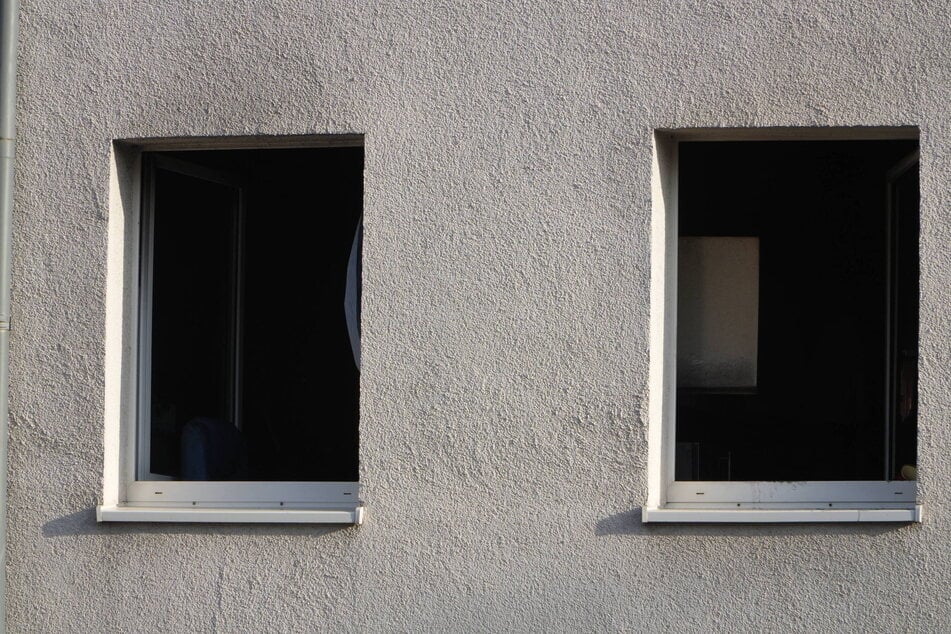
99, 138, 365, 523
645, 128, 922, 523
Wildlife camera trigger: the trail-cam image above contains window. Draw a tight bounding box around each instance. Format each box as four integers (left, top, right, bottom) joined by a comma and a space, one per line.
645, 129, 922, 522
99, 138, 365, 523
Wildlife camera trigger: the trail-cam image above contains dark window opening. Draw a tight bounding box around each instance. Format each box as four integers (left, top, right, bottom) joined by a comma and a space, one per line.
142, 146, 363, 482
675, 139, 919, 482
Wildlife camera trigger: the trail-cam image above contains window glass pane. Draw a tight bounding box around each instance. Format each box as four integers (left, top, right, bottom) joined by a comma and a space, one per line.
890, 162, 919, 481
676, 140, 919, 482
141, 147, 363, 483
149, 168, 238, 478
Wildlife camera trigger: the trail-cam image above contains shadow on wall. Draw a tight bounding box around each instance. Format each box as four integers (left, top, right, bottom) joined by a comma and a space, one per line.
595, 509, 915, 538
41, 507, 358, 538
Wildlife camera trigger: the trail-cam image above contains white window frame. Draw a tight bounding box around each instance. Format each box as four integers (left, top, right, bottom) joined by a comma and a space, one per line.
99, 135, 365, 524
644, 127, 923, 523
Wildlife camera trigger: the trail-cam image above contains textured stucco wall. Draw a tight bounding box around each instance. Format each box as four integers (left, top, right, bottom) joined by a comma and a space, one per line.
8, 1, 951, 631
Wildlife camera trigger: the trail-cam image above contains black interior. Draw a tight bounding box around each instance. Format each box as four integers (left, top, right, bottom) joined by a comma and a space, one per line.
146, 146, 363, 482
676, 140, 918, 481
149, 169, 238, 477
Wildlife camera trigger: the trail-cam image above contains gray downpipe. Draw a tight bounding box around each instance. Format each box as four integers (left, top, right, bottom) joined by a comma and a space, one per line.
0, 0, 17, 631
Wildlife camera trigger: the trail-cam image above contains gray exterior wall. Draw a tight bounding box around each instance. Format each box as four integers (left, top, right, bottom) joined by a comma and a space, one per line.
8, 1, 951, 631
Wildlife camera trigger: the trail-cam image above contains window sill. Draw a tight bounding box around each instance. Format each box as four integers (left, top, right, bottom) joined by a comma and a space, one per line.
642, 505, 923, 524
96, 504, 365, 524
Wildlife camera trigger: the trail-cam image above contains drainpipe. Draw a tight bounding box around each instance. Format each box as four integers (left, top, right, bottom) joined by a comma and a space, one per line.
0, 1, 17, 631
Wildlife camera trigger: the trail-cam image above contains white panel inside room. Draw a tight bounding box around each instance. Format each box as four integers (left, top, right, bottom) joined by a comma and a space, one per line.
677, 236, 759, 389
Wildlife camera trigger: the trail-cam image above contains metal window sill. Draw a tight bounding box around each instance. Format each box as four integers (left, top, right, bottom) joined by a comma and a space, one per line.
96, 504, 365, 524
642, 505, 923, 523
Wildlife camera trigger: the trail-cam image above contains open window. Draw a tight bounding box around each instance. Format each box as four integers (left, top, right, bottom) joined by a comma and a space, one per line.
645, 129, 922, 522
100, 139, 364, 523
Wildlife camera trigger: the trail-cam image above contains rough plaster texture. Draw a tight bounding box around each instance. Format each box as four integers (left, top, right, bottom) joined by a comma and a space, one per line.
6, 1, 951, 631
